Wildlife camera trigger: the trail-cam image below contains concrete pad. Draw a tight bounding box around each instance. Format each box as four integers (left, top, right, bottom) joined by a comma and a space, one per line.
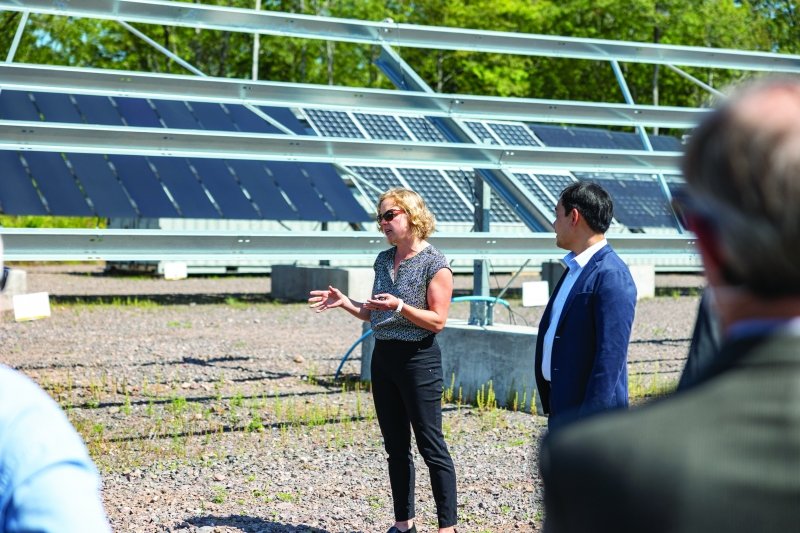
361, 319, 541, 412
272, 265, 374, 302
628, 264, 656, 300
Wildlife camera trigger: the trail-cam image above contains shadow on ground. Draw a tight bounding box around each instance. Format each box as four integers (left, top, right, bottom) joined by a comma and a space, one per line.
183, 514, 347, 532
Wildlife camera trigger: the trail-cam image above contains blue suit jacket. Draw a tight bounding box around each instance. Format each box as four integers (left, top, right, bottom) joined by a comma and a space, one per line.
535, 245, 637, 427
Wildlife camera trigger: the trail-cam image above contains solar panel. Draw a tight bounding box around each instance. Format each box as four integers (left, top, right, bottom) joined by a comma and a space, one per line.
305, 109, 364, 138
610, 131, 645, 150
348, 167, 403, 203
354, 113, 411, 140
32, 93, 83, 123
108, 155, 179, 218
0, 151, 47, 215
570, 127, 617, 149
226, 105, 282, 134
22, 152, 93, 216
113, 97, 162, 127
190, 102, 238, 131
148, 158, 220, 218
577, 172, 678, 229
226, 160, 298, 220
66, 153, 137, 217
649, 134, 683, 151
396, 168, 471, 223
0, 90, 40, 121
188, 159, 260, 219
536, 173, 576, 201
445, 169, 521, 224
464, 121, 499, 144
73, 94, 124, 126
299, 162, 370, 222
513, 172, 556, 211
488, 122, 539, 146
151, 99, 201, 129
401, 117, 447, 142
527, 125, 578, 147
264, 161, 335, 221
261, 106, 309, 135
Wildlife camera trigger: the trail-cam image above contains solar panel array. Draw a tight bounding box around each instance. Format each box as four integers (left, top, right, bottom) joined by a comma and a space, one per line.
0, 90, 370, 222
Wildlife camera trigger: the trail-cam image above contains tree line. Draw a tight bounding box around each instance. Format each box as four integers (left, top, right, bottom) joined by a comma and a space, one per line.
1, 0, 797, 110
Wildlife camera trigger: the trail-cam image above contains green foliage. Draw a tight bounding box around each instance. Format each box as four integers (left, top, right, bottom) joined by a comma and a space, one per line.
0, 215, 106, 229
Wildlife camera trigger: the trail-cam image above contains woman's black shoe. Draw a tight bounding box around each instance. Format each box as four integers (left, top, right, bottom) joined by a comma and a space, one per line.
386, 525, 417, 533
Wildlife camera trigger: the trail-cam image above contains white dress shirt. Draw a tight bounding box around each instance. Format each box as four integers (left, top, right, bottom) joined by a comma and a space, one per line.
541, 239, 608, 381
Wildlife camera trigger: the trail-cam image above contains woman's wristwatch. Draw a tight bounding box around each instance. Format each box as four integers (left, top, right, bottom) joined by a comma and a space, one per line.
395, 298, 404, 313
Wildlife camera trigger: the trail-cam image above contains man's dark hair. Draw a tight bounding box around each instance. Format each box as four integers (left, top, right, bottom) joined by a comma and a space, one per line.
559, 181, 613, 234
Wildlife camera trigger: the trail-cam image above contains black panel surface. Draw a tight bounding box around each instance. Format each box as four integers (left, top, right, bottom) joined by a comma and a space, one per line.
23, 152, 92, 216
0, 151, 47, 215
73, 94, 124, 126
152, 100, 200, 129
149, 158, 220, 218
114, 97, 161, 127
226, 105, 282, 134
191, 102, 237, 131
109, 155, 179, 218
33, 93, 82, 123
189, 159, 260, 219
300, 163, 370, 222
265, 161, 334, 221
226, 160, 298, 220
67, 153, 137, 217
0, 90, 39, 121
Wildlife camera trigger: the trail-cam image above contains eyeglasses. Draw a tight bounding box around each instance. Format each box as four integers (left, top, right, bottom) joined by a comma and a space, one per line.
376, 209, 404, 224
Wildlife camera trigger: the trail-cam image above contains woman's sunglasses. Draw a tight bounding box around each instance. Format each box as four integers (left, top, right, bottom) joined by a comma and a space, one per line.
376, 209, 404, 224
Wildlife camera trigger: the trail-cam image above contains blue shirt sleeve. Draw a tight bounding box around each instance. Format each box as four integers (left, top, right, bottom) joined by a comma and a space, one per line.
0, 366, 111, 533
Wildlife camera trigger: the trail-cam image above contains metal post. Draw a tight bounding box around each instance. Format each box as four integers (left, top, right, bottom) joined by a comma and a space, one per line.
252, 0, 261, 81
5, 11, 29, 63
469, 171, 492, 326
610, 60, 684, 232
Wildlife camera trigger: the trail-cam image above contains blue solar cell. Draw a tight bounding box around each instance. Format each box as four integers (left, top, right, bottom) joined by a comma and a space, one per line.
576, 172, 678, 229
0, 151, 47, 215
190, 102, 238, 131
152, 99, 201, 129
226, 160, 298, 220
536, 174, 576, 200
305, 109, 363, 138
649, 134, 683, 151
354, 113, 410, 140
107, 155, 179, 218
347, 167, 402, 207
73, 94, 124, 126
23, 152, 92, 216
464, 121, 498, 144
299, 163, 370, 222
570, 127, 617, 149
188, 159, 260, 219
67, 153, 137, 217
401, 117, 447, 142
527, 125, 577, 147
513, 172, 555, 211
488, 123, 539, 146
114, 97, 162, 127
0, 91, 40, 121
445, 169, 521, 224
397, 168, 471, 223
32, 93, 82, 123
261, 106, 308, 135
149, 158, 220, 218
226, 105, 282, 134
264, 161, 335, 221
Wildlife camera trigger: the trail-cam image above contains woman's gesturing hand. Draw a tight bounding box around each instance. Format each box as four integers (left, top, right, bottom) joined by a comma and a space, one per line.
308, 285, 347, 312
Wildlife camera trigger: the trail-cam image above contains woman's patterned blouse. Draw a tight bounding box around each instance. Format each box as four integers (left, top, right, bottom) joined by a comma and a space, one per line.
369, 244, 451, 341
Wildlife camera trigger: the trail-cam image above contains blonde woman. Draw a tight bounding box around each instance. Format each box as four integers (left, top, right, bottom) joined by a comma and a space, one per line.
309, 188, 457, 533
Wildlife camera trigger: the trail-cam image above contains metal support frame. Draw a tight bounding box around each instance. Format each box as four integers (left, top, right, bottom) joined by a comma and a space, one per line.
3, 0, 800, 73
0, 228, 700, 264
471, 173, 492, 325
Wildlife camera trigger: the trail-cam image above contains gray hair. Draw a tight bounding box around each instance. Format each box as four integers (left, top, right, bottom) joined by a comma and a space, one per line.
681, 77, 800, 296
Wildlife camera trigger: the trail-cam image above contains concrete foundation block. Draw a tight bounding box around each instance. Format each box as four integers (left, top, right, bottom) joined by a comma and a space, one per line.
361, 320, 541, 412
0, 269, 27, 313
628, 264, 656, 300
271, 265, 374, 302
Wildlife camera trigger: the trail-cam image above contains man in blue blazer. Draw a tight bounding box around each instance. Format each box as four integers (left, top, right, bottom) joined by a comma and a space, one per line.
535, 182, 637, 428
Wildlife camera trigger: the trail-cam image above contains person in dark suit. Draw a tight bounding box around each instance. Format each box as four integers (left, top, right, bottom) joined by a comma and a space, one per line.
539, 77, 800, 533
535, 182, 637, 428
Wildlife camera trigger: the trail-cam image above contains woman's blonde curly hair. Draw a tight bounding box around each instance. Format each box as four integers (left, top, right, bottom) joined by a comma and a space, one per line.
377, 188, 436, 240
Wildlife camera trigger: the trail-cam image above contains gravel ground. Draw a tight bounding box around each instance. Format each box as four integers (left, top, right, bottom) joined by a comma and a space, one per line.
0, 264, 702, 532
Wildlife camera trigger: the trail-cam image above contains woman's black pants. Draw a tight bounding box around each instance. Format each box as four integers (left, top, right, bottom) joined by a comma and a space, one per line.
371, 335, 457, 528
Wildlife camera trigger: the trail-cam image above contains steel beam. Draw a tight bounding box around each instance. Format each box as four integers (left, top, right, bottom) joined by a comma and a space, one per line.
3, 0, 800, 72
0, 228, 700, 264
0, 64, 704, 128
0, 120, 682, 173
